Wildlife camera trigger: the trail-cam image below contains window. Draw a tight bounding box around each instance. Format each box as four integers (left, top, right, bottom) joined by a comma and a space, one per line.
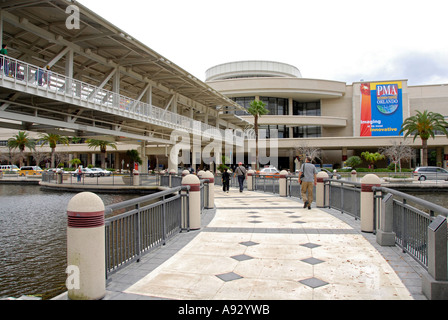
260, 97, 289, 116
293, 101, 321, 116
292, 126, 322, 138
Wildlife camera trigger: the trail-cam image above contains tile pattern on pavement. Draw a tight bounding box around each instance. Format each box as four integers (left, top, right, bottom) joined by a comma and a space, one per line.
101, 186, 427, 300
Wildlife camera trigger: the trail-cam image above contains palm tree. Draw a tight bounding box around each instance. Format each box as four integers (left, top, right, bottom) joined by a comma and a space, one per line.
248, 100, 269, 170
399, 110, 448, 167
86, 139, 117, 169
39, 133, 69, 168
361, 151, 385, 169
126, 149, 142, 174
7, 131, 36, 167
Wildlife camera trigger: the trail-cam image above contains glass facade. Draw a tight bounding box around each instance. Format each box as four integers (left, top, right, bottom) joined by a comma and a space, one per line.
260, 97, 289, 116
293, 101, 321, 116
292, 126, 322, 138
230, 97, 322, 138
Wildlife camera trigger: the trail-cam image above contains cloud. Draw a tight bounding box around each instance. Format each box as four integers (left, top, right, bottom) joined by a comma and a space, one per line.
339, 51, 448, 86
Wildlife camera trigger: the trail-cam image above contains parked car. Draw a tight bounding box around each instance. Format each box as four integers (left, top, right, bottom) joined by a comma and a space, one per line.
317, 168, 342, 180
413, 166, 448, 181
0, 164, 19, 173
258, 167, 280, 178
18, 166, 43, 176
90, 167, 111, 176
72, 167, 98, 177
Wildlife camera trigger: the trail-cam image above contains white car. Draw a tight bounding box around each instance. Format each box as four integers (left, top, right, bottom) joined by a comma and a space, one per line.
90, 167, 111, 176
72, 167, 98, 177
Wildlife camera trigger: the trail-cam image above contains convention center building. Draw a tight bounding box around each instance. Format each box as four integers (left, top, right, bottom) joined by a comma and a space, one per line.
0, 1, 447, 172
206, 61, 448, 170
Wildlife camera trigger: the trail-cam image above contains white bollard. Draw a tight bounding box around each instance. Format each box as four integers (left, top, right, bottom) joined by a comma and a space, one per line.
66, 192, 106, 300
360, 174, 381, 233
316, 171, 329, 208
182, 174, 201, 230
279, 170, 288, 197
203, 171, 215, 209
247, 170, 255, 191
351, 170, 357, 182
133, 170, 139, 186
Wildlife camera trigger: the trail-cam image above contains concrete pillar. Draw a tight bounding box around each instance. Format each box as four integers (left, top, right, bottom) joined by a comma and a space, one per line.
422, 215, 448, 300
203, 171, 215, 209
66, 192, 106, 300
360, 174, 381, 233
279, 170, 288, 197
247, 170, 255, 191
182, 170, 190, 177
169, 169, 177, 187
133, 169, 139, 186
197, 170, 205, 179
182, 174, 201, 230
351, 170, 357, 182
376, 193, 396, 246
316, 171, 328, 208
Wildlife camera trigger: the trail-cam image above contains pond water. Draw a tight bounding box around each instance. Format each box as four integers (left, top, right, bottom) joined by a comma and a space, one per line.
0, 185, 137, 300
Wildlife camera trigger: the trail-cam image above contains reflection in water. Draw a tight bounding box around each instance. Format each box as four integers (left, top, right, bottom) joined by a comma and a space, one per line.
0, 185, 137, 300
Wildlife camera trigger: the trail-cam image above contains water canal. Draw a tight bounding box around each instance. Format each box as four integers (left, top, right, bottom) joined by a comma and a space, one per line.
0, 184, 447, 299
0, 184, 138, 300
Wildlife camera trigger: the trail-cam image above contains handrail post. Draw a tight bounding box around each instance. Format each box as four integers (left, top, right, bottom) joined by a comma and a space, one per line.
376, 193, 396, 246
422, 215, 448, 300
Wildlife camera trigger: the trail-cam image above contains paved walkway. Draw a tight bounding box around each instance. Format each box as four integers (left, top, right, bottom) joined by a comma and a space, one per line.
102, 186, 427, 300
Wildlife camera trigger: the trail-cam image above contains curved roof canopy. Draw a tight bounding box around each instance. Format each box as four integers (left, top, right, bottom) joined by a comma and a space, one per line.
0, 0, 245, 118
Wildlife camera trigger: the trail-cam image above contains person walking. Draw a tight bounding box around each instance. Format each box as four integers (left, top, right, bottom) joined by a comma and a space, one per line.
235, 162, 247, 193
222, 168, 230, 193
299, 156, 318, 210
0, 44, 9, 75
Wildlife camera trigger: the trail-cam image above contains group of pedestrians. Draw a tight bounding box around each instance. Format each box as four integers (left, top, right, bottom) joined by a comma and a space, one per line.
1, 43, 51, 85
220, 158, 318, 210
221, 162, 246, 193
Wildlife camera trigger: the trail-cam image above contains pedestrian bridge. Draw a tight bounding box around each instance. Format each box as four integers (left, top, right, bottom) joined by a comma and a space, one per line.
0, 54, 245, 146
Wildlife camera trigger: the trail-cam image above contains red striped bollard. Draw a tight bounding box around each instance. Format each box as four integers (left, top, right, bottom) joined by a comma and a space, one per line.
66, 192, 106, 300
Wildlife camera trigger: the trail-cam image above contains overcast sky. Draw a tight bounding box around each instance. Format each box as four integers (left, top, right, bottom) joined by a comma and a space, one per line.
78, 0, 448, 86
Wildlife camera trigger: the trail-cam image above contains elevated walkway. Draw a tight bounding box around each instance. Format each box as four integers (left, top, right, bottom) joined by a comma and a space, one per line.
99, 186, 426, 300
0, 55, 243, 145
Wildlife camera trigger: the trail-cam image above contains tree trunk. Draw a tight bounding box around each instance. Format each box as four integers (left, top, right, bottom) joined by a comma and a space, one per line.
422, 139, 428, 167
255, 115, 259, 170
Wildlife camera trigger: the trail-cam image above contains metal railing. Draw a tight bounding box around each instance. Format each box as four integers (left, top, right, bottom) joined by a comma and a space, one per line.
324, 179, 447, 270
0, 54, 243, 143
42, 172, 160, 186
160, 174, 209, 212
325, 179, 361, 219
373, 186, 448, 270
104, 186, 189, 277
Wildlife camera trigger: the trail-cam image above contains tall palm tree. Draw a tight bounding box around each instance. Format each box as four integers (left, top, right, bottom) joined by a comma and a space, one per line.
39, 133, 69, 168
399, 110, 448, 167
7, 131, 36, 167
248, 100, 269, 170
86, 139, 117, 169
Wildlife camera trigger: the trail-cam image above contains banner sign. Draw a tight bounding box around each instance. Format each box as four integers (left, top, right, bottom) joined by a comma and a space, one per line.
360, 81, 403, 137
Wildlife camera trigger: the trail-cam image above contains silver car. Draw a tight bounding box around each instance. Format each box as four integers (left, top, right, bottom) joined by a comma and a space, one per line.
413, 166, 448, 181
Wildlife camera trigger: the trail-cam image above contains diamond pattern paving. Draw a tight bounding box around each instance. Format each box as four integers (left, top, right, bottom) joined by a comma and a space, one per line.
301, 257, 325, 265
239, 241, 259, 247
231, 254, 254, 262
299, 277, 329, 289
216, 272, 243, 282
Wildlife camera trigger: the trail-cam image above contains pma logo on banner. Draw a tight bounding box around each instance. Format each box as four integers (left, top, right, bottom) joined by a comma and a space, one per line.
376, 84, 400, 115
